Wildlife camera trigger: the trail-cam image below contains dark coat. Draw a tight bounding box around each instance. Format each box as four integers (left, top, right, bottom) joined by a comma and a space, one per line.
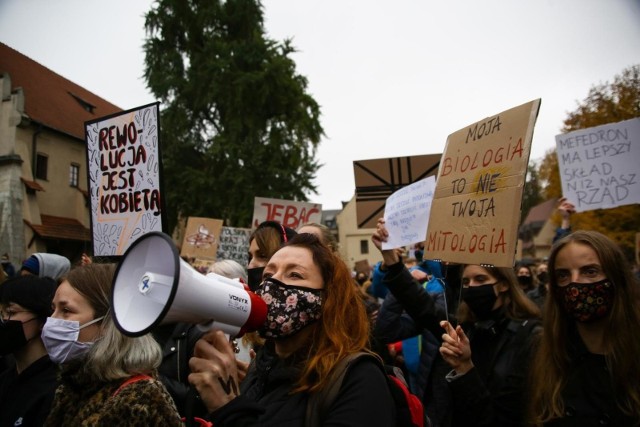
0, 355, 57, 427
543, 326, 637, 427
208, 343, 395, 426
382, 261, 541, 427
153, 322, 205, 416
375, 291, 452, 427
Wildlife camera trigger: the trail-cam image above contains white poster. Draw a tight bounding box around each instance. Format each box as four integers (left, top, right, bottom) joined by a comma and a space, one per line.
556, 118, 640, 212
85, 103, 164, 256
382, 176, 436, 249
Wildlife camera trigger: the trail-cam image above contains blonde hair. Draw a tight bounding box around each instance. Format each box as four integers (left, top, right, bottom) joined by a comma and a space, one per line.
297, 222, 339, 253
208, 259, 247, 282
63, 263, 162, 381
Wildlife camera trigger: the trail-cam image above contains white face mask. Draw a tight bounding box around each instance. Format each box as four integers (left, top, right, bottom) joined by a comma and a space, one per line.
42, 316, 104, 364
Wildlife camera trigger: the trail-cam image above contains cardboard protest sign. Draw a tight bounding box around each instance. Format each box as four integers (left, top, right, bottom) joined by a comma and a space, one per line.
354, 259, 371, 275
426, 99, 541, 267
216, 226, 252, 267
382, 176, 436, 249
354, 154, 441, 229
84, 103, 165, 256
252, 197, 322, 229
555, 118, 640, 212
180, 217, 223, 260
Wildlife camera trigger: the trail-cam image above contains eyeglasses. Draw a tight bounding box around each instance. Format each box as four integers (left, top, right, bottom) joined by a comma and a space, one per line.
0, 309, 32, 323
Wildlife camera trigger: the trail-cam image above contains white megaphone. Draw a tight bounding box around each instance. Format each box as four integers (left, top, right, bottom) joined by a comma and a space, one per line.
111, 231, 268, 338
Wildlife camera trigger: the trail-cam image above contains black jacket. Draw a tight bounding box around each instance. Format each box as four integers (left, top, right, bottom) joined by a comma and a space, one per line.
0, 355, 58, 427
543, 326, 636, 427
208, 343, 395, 426
382, 262, 541, 427
153, 323, 205, 416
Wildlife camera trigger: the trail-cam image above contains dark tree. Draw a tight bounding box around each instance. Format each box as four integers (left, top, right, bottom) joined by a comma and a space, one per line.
521, 161, 543, 224
144, 0, 324, 230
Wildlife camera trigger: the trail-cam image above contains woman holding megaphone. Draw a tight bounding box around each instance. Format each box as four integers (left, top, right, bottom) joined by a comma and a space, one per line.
188, 233, 395, 425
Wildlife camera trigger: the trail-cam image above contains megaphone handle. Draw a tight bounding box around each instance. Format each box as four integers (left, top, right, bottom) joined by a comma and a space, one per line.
184, 386, 199, 427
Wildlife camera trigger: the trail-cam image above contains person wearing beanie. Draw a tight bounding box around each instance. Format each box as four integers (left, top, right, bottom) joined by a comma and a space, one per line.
0, 275, 59, 427
21, 253, 71, 281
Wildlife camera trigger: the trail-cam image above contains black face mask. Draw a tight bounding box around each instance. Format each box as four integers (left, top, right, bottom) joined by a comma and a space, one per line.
517, 275, 533, 289
0, 319, 30, 355
536, 272, 549, 284
247, 267, 265, 292
462, 283, 498, 320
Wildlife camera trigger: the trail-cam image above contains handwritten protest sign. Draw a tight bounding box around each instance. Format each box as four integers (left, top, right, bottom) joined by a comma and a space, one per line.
252, 197, 322, 229
426, 99, 540, 267
180, 217, 223, 260
216, 227, 252, 266
85, 103, 164, 256
556, 118, 640, 212
382, 176, 436, 249
354, 154, 441, 228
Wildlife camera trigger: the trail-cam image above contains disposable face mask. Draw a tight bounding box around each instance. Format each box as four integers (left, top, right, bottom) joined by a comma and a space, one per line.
462, 283, 498, 320
247, 267, 265, 291
42, 316, 104, 364
517, 275, 533, 289
0, 318, 36, 355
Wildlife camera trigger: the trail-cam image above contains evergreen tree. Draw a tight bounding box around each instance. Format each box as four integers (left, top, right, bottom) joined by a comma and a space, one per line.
521, 161, 543, 224
144, 0, 323, 230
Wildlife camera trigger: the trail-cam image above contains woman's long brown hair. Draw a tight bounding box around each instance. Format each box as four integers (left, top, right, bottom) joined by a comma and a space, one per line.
528, 231, 640, 425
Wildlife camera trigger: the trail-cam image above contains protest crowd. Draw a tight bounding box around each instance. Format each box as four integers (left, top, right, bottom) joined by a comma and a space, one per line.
1, 190, 639, 427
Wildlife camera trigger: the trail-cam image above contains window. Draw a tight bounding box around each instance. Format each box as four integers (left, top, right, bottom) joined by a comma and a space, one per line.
69, 163, 80, 187
35, 153, 48, 180
360, 239, 369, 255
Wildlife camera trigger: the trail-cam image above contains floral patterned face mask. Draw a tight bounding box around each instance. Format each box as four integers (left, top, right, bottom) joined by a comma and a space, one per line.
554, 278, 614, 323
255, 277, 324, 339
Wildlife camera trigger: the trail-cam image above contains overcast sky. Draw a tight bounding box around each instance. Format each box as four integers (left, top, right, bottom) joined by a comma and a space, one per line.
1, 0, 639, 210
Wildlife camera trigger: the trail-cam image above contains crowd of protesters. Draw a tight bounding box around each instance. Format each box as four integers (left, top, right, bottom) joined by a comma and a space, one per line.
1, 196, 639, 427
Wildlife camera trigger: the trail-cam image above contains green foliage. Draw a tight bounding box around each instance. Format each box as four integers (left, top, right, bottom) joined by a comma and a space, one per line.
144, 0, 324, 230
540, 64, 640, 260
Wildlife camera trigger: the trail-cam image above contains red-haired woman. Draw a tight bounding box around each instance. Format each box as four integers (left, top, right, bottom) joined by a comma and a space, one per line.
529, 231, 640, 426
188, 233, 394, 425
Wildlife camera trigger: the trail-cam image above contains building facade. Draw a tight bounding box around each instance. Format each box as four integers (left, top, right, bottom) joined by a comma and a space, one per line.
335, 195, 382, 273
0, 42, 122, 267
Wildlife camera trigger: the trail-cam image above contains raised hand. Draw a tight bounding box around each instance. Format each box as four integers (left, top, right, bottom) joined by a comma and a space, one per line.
439, 320, 474, 375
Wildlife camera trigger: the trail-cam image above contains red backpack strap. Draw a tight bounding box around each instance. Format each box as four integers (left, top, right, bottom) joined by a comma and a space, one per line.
387, 374, 425, 427
112, 374, 153, 397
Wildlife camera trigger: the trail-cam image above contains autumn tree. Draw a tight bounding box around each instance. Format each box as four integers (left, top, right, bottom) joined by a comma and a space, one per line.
143, 0, 323, 230
540, 64, 640, 260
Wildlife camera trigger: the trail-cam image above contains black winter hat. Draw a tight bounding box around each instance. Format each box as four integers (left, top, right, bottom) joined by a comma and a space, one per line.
0, 275, 57, 321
